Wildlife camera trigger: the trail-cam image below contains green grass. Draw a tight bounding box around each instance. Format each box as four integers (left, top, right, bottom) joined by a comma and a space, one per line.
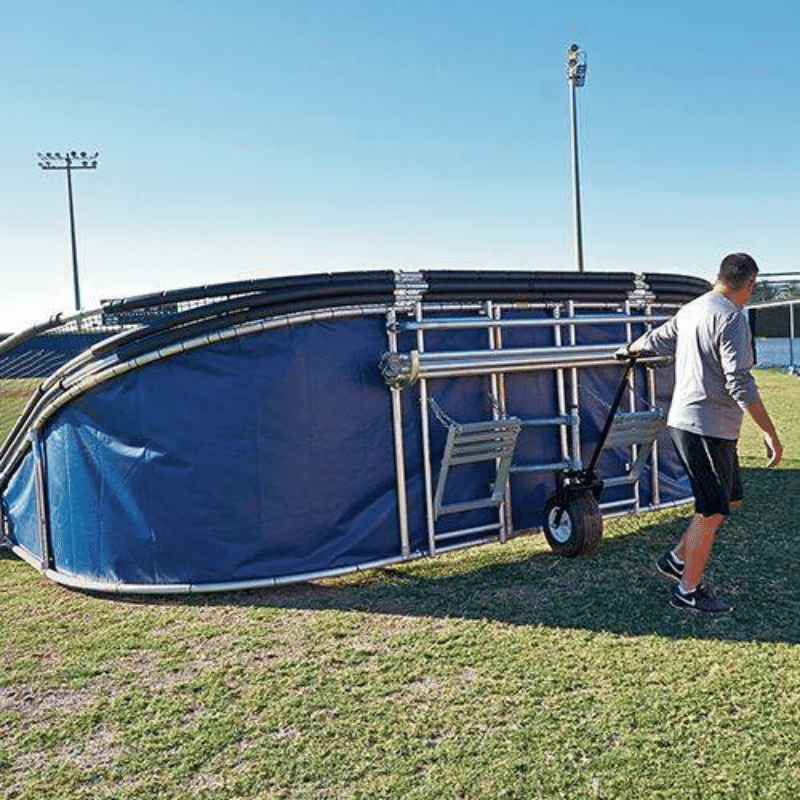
1, 369, 799, 798
0, 378, 39, 443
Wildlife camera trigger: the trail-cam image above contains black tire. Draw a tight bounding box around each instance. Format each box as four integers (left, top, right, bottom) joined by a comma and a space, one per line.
542, 490, 603, 557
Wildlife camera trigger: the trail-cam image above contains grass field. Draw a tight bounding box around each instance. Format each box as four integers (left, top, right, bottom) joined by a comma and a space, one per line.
1, 369, 798, 798
0, 378, 40, 443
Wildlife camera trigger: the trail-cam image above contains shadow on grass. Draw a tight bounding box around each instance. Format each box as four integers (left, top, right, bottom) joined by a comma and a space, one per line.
182, 467, 797, 645
0, 545, 19, 561
14, 468, 795, 645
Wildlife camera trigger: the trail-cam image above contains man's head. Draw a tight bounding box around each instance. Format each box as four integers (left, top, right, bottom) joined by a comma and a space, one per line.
717, 252, 759, 292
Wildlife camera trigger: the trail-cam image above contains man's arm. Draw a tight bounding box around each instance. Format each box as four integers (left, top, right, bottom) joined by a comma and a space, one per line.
616, 315, 678, 358
719, 314, 782, 467
745, 399, 783, 468
720, 313, 760, 408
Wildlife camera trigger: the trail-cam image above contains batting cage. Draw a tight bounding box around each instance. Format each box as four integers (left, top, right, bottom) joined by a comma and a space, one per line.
0, 270, 709, 593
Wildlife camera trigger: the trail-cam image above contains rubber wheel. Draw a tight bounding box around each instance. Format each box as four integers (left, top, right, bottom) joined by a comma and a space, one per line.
542, 490, 603, 557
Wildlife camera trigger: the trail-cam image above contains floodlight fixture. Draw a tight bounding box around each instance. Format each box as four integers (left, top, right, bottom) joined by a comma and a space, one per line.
567, 43, 587, 87
36, 149, 100, 310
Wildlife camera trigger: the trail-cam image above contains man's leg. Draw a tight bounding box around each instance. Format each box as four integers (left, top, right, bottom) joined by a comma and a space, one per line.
669, 511, 732, 614
673, 512, 725, 591
663, 430, 736, 613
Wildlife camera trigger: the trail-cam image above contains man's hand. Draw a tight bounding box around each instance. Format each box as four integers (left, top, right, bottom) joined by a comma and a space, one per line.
763, 431, 783, 469
745, 400, 783, 469
615, 344, 653, 361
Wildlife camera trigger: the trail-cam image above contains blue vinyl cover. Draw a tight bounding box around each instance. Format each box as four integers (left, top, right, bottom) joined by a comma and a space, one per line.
4, 452, 40, 560
3, 312, 690, 588
41, 317, 414, 584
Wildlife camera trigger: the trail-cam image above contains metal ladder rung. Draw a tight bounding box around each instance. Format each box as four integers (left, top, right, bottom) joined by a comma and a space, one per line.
449, 444, 520, 464
450, 428, 520, 441
448, 427, 520, 442
451, 420, 521, 432
438, 497, 504, 516
451, 428, 520, 441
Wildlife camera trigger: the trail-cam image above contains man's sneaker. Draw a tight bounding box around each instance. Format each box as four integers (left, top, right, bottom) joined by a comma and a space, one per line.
670, 584, 733, 615
657, 550, 684, 582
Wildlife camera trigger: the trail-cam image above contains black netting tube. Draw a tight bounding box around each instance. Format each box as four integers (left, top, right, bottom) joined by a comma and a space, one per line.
644, 273, 711, 304
422, 270, 638, 303
102, 271, 395, 314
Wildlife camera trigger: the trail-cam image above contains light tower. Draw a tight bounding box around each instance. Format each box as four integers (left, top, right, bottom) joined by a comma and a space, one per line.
37, 150, 99, 311
566, 44, 587, 273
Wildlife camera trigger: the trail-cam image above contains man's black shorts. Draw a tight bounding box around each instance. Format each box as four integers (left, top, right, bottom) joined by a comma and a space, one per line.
670, 427, 743, 517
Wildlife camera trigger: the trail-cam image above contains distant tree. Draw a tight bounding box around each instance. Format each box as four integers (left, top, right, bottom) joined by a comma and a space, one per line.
749, 277, 800, 304
750, 281, 778, 303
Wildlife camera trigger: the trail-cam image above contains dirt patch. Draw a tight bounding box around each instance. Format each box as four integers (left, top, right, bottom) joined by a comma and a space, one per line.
56, 723, 122, 770
0, 683, 107, 717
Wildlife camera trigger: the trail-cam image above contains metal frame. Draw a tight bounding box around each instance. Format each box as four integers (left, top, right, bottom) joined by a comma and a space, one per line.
383, 295, 674, 558
30, 429, 52, 571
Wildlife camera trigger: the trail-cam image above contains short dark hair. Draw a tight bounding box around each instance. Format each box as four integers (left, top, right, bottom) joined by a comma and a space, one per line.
718, 252, 759, 291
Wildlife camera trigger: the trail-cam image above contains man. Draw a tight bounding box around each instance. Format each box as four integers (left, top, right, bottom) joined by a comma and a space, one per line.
619, 253, 783, 615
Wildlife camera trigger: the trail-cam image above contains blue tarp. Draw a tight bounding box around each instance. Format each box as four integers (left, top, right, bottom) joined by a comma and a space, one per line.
37, 317, 412, 584
0, 271, 696, 590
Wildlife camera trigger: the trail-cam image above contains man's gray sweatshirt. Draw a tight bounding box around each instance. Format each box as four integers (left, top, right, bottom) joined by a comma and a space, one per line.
634, 290, 760, 440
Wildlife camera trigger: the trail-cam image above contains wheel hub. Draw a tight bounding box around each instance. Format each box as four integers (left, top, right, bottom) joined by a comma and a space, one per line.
547, 506, 572, 543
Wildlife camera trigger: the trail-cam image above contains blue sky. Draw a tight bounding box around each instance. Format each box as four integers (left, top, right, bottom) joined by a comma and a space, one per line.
1, 0, 798, 331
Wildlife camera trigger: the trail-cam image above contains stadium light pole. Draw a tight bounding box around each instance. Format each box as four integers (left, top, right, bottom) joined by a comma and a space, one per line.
37, 150, 99, 311
566, 44, 587, 273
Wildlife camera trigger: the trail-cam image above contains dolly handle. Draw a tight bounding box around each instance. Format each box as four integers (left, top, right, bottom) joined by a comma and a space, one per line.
584, 355, 639, 477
